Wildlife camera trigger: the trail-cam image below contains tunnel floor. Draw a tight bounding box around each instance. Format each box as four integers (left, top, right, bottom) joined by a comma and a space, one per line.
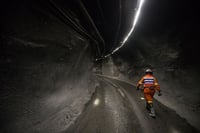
65, 75, 199, 133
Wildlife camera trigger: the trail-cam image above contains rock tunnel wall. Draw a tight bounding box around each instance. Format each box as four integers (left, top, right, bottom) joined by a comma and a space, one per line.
0, 1, 96, 132
111, 35, 200, 130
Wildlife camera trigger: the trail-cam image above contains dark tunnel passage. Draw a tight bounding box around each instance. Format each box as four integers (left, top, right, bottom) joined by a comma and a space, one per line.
0, 0, 200, 133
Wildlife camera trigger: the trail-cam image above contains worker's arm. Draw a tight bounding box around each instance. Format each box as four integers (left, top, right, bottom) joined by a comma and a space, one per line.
136, 76, 144, 90
154, 77, 162, 96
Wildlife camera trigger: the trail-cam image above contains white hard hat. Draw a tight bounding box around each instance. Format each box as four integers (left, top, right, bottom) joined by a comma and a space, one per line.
145, 68, 153, 73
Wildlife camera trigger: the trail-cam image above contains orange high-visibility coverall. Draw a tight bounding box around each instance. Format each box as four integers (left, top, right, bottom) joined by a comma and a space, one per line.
137, 74, 160, 103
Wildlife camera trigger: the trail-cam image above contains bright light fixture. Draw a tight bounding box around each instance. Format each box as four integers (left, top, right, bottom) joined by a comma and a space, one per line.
112, 0, 145, 54
103, 0, 145, 59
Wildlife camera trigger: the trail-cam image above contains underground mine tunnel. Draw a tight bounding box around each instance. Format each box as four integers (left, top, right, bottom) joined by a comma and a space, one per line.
0, 0, 200, 133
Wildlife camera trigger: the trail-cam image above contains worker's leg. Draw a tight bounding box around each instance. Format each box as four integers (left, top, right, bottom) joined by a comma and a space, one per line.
144, 88, 152, 112
144, 88, 154, 103
149, 89, 156, 115
144, 88, 156, 115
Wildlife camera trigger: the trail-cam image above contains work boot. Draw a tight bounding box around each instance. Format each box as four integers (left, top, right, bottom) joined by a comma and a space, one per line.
149, 103, 156, 117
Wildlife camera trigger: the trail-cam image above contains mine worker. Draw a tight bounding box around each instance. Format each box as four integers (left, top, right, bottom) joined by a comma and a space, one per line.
136, 68, 162, 117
